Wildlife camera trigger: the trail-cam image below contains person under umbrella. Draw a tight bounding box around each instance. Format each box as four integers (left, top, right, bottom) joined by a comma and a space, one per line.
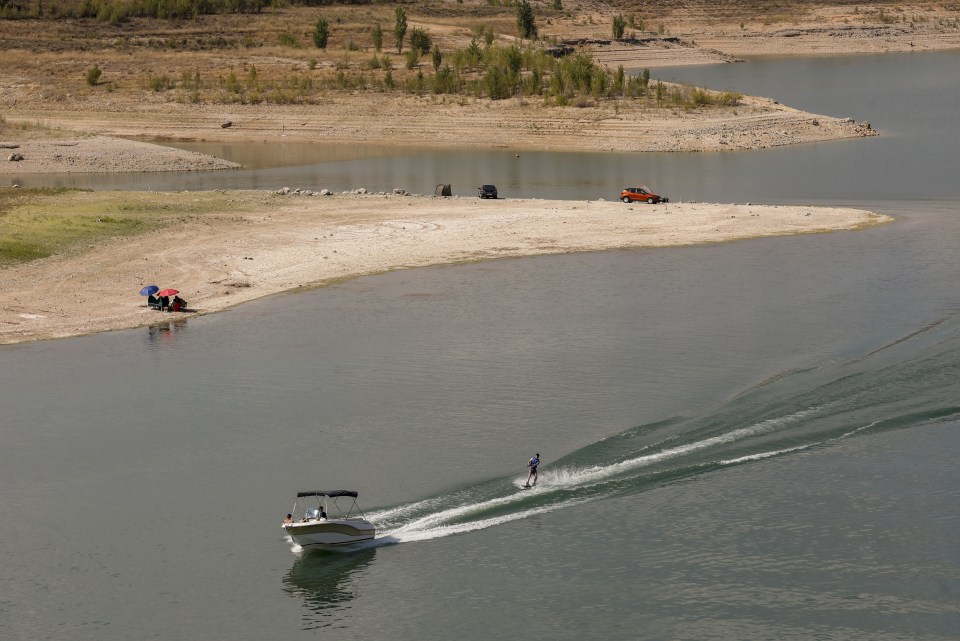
157, 288, 178, 311
139, 285, 161, 310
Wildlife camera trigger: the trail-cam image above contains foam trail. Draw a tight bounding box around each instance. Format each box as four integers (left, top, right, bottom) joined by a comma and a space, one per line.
520, 406, 825, 494
389, 498, 590, 543
355, 406, 832, 550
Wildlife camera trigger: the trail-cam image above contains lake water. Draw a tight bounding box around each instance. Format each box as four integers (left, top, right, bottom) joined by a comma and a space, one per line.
2, 53, 960, 641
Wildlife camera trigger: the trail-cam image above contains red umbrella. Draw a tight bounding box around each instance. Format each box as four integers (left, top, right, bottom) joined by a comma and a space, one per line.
157, 289, 179, 297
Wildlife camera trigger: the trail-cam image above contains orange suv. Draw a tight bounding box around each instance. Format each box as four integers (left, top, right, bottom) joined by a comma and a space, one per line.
620, 186, 668, 204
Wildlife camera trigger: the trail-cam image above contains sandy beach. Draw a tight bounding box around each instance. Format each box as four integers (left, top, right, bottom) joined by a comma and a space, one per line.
0, 191, 890, 345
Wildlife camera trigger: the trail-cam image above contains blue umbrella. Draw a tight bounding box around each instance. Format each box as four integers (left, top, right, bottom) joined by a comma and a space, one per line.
139, 285, 160, 296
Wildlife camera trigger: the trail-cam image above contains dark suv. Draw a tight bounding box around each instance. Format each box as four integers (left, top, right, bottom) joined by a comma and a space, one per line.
478, 185, 498, 199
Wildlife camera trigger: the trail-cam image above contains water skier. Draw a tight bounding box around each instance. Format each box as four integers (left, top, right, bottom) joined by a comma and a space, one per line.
525, 453, 540, 488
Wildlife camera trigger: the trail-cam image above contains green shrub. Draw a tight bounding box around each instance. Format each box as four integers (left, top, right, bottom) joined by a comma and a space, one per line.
147, 74, 173, 91
612, 14, 626, 40
516, 0, 537, 40
483, 65, 511, 100
409, 27, 431, 54
404, 49, 419, 70
86, 64, 102, 86
313, 18, 329, 49
432, 64, 461, 94
223, 71, 242, 94
278, 31, 299, 48
394, 6, 407, 54
372, 22, 383, 52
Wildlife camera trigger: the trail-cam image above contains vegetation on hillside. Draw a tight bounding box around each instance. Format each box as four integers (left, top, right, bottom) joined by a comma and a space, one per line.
155, 42, 740, 110
0, 2, 744, 111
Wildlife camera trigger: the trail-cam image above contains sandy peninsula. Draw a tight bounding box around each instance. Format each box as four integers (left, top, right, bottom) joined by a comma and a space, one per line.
0, 190, 890, 345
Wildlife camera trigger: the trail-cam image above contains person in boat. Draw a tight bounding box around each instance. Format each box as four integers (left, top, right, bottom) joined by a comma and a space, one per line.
525, 453, 540, 487
283, 513, 293, 525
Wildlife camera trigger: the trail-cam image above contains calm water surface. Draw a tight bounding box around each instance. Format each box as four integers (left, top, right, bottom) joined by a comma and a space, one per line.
2, 52, 960, 641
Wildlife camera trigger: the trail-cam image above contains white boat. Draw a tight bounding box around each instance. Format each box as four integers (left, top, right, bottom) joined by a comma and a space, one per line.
282, 490, 375, 549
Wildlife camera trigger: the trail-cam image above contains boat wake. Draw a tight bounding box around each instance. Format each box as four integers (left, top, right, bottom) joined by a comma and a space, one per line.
342, 314, 960, 552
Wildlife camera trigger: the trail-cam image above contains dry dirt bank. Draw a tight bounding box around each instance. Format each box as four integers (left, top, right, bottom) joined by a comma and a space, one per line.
0, 191, 890, 345
0, 135, 239, 174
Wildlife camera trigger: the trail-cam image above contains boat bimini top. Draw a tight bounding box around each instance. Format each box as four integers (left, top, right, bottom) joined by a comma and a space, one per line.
290, 490, 367, 521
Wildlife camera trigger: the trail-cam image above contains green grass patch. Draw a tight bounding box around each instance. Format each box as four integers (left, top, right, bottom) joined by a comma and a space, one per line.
0, 188, 251, 267
0, 200, 145, 266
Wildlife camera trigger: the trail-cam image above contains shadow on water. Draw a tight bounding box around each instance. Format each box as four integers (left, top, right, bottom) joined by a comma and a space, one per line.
282, 548, 378, 630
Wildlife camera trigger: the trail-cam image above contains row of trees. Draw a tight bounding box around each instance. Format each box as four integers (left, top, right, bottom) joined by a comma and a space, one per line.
314, 8, 429, 55
103, 38, 740, 110
313, 4, 535, 55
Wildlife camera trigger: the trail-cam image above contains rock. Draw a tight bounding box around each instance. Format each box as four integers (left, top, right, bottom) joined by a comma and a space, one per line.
221, 121, 233, 128
8, 153, 24, 161
319, 189, 331, 196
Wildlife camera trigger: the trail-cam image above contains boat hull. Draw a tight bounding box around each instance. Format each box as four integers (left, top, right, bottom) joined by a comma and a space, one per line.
284, 518, 375, 548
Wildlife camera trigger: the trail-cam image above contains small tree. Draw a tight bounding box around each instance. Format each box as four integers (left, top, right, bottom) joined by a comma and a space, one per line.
612, 14, 626, 40
394, 7, 407, 54
484, 26, 494, 47
86, 64, 102, 86
431, 45, 442, 71
516, 0, 537, 41
313, 17, 329, 49
372, 22, 383, 52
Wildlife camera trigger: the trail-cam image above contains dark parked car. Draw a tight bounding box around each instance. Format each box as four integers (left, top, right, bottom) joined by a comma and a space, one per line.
478, 184, 498, 199
620, 185, 668, 204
